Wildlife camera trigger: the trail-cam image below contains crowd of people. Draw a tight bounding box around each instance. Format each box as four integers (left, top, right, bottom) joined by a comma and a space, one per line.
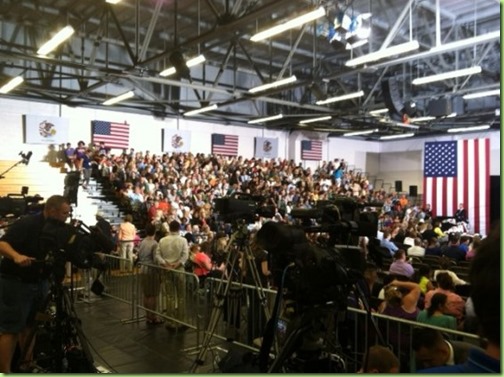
0, 140, 497, 373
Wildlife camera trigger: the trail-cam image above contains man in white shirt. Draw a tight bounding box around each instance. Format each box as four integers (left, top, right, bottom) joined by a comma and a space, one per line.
407, 238, 426, 257
157, 220, 189, 329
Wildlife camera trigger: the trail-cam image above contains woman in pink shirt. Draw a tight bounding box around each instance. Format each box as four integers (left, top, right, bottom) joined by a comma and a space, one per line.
118, 214, 137, 272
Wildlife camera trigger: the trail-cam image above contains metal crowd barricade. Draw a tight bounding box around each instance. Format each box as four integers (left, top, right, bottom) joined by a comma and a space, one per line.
99, 254, 138, 321
135, 262, 201, 333
199, 278, 481, 372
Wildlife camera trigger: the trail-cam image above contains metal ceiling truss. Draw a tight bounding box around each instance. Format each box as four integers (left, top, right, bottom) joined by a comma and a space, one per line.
0, 0, 500, 140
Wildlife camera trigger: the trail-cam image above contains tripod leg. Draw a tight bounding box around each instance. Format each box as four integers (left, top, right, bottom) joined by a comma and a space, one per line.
268, 324, 311, 373
190, 248, 242, 371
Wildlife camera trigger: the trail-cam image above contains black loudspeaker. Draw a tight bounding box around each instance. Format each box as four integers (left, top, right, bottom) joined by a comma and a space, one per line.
382, 78, 403, 116
409, 185, 418, 197
395, 180, 403, 192
428, 98, 452, 117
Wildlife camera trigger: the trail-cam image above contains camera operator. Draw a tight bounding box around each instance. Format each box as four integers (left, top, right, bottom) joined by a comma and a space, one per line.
0, 195, 71, 373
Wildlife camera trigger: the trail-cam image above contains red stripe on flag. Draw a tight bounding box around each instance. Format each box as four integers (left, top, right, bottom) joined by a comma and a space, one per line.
452, 175, 457, 220
423, 176, 427, 213
441, 177, 447, 216
463, 140, 469, 214
474, 139, 480, 233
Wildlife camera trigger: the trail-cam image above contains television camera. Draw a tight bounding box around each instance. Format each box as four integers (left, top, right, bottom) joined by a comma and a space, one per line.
40, 217, 115, 282
213, 193, 275, 224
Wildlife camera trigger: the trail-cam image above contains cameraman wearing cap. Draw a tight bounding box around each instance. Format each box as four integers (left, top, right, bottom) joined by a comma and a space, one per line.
0, 195, 71, 373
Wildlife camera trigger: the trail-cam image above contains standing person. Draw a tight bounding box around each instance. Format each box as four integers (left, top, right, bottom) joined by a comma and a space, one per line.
137, 224, 163, 325
0, 195, 71, 373
157, 220, 189, 330
118, 214, 136, 272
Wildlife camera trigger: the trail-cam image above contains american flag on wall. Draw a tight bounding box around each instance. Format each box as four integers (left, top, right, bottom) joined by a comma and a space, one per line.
301, 140, 322, 160
423, 139, 490, 235
211, 134, 239, 156
91, 120, 130, 149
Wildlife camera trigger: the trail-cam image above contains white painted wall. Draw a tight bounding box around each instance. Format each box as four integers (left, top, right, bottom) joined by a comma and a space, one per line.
0, 98, 500, 193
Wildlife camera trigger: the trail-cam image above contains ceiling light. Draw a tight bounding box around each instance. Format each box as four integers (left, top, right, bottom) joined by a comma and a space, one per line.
159, 54, 205, 77
316, 90, 364, 105
102, 91, 134, 106
447, 125, 490, 133
106, 0, 122, 3
251, 6, 325, 42
463, 89, 500, 100
346, 39, 368, 50
345, 40, 419, 67
430, 30, 500, 53
37, 25, 75, 56
186, 54, 206, 67
410, 116, 435, 122
369, 108, 389, 116
343, 128, 378, 137
299, 116, 332, 124
248, 114, 283, 124
159, 67, 176, 77
380, 133, 415, 140
0, 76, 24, 94
248, 75, 297, 94
184, 104, 218, 116
446, 112, 457, 118
412, 66, 482, 85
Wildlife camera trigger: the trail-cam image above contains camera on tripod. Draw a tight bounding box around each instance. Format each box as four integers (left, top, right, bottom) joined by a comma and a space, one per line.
41, 218, 115, 281
213, 193, 275, 224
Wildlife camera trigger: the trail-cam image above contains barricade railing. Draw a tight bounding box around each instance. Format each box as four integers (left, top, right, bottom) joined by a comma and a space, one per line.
135, 263, 200, 334
199, 278, 481, 372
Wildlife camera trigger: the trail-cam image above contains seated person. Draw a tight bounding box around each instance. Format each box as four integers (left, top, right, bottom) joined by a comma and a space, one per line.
412, 328, 481, 370
189, 243, 225, 283
424, 237, 442, 256
442, 233, 466, 262
420, 224, 500, 373
407, 237, 426, 257
424, 272, 465, 321
416, 264, 435, 295
389, 249, 414, 279
359, 345, 400, 373
434, 261, 468, 286
417, 293, 457, 331
380, 229, 399, 256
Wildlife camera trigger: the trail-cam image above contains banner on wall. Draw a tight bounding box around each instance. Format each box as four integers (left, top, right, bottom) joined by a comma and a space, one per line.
24, 114, 69, 144
162, 129, 191, 153
254, 137, 278, 159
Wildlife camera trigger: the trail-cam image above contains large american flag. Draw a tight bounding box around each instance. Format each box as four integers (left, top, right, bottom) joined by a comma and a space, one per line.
423, 139, 490, 235
211, 134, 238, 156
301, 140, 322, 160
91, 120, 130, 149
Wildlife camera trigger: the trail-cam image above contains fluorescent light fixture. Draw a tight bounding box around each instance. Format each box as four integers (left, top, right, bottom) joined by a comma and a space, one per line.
410, 116, 435, 122
251, 6, 325, 42
159, 54, 205, 77
186, 54, 206, 67
343, 128, 378, 137
346, 40, 419, 67
299, 116, 332, 124
446, 112, 457, 118
430, 30, 500, 53
463, 89, 500, 100
106, 0, 122, 3
496, 109, 500, 116
37, 25, 75, 56
248, 114, 283, 124
369, 108, 389, 116
159, 67, 177, 77
380, 133, 415, 140
412, 66, 482, 85
316, 90, 364, 105
102, 91, 134, 106
346, 39, 368, 50
248, 75, 297, 94
0, 76, 24, 94
447, 125, 490, 133
184, 104, 218, 116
